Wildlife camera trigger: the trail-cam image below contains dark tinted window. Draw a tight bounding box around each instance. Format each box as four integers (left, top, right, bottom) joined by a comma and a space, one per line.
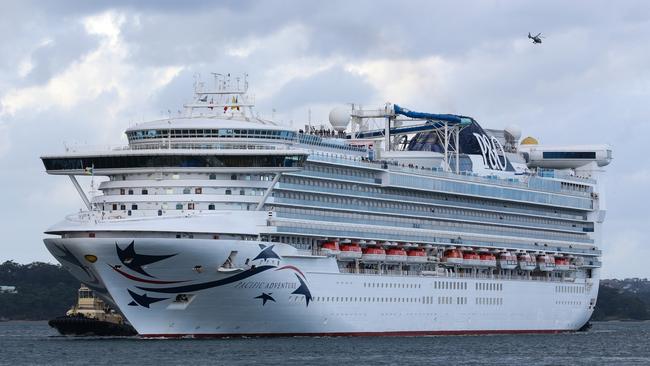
43, 154, 306, 171
542, 152, 596, 159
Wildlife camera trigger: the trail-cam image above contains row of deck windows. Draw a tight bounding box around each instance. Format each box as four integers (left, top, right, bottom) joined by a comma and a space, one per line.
363, 282, 421, 289
274, 204, 590, 243
390, 174, 591, 210
310, 296, 437, 304
303, 163, 374, 179
556, 300, 582, 306
111, 173, 275, 181
126, 128, 297, 141
276, 189, 585, 232
555, 285, 587, 294
476, 297, 503, 306
434, 281, 467, 290
306, 295, 476, 306
115, 187, 264, 196
476, 282, 503, 291
282, 174, 586, 221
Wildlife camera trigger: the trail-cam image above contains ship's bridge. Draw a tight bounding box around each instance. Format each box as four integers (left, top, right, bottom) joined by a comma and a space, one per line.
125, 117, 298, 150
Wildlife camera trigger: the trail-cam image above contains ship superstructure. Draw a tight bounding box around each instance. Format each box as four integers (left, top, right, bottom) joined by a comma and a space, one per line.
42, 74, 611, 336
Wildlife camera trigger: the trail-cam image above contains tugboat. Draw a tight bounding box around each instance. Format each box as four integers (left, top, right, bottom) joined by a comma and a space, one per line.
48, 284, 137, 336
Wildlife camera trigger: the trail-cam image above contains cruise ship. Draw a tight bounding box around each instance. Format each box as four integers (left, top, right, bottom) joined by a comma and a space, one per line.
42, 74, 611, 336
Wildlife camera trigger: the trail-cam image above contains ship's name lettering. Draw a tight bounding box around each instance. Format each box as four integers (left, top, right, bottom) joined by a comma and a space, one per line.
234, 281, 297, 289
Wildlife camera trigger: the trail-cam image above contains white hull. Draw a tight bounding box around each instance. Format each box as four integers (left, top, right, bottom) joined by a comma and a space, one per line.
45, 237, 597, 336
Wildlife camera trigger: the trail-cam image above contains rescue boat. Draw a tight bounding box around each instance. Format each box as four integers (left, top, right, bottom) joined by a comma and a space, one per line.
498, 252, 518, 270
337, 243, 362, 260
362, 247, 386, 262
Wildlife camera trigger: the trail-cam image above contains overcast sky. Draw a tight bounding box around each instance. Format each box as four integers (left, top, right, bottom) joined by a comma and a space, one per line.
0, 1, 648, 279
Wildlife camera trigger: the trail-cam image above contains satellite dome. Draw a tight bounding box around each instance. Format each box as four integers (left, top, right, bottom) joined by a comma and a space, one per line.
329, 106, 351, 132
521, 136, 539, 145
504, 125, 522, 142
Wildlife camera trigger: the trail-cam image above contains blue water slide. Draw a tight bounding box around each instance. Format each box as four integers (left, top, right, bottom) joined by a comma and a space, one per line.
393, 104, 473, 125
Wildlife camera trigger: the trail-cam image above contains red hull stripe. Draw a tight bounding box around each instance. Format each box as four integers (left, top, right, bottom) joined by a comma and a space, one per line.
274, 265, 306, 279
141, 329, 571, 338
110, 265, 187, 284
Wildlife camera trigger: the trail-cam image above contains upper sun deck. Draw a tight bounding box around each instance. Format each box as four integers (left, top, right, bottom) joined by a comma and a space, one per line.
126, 116, 292, 135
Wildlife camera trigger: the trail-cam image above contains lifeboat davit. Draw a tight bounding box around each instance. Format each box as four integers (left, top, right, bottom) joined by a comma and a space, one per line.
337, 243, 362, 260
478, 253, 497, 267
537, 254, 556, 272
407, 248, 428, 264
517, 253, 537, 271
462, 252, 481, 267
498, 252, 518, 270
554, 257, 572, 271
362, 247, 386, 262
320, 241, 340, 256
385, 248, 408, 263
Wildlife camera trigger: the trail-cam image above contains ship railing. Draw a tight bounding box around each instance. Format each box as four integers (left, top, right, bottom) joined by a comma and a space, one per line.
61, 142, 295, 153
65, 209, 202, 223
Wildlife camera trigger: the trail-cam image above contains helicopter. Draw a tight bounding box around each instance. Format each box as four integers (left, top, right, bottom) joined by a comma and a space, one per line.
528, 32, 543, 44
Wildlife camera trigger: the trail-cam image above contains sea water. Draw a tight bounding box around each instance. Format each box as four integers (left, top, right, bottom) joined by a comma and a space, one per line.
0, 321, 648, 365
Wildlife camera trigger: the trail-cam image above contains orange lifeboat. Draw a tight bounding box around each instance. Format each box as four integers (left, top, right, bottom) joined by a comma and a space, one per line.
554, 256, 572, 271
537, 254, 555, 272
462, 252, 481, 267
385, 248, 407, 263
498, 252, 518, 270
517, 253, 537, 270
362, 247, 386, 262
337, 243, 362, 260
407, 248, 428, 264
320, 241, 340, 256
442, 249, 463, 265
478, 253, 497, 267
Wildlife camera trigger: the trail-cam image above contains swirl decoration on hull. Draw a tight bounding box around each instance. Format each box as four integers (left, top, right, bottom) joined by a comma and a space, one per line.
114, 243, 312, 309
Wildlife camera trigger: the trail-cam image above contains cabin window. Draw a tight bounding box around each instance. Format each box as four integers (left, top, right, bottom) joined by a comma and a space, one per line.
188, 203, 195, 210
209, 174, 216, 180
240, 190, 245, 195
112, 204, 117, 210
120, 204, 126, 210
157, 210, 162, 216
142, 189, 148, 195
176, 203, 183, 210
225, 189, 231, 195
231, 174, 237, 180
131, 204, 138, 210
195, 187, 202, 194
208, 204, 215, 210
183, 188, 191, 194
120, 188, 125, 195
128, 189, 133, 195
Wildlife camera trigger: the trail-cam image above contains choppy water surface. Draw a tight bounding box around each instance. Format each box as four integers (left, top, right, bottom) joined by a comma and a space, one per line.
0, 321, 649, 365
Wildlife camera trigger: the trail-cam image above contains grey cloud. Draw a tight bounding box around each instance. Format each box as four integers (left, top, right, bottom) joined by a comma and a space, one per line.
0, 90, 124, 263
260, 66, 376, 112
21, 24, 101, 86
115, 0, 650, 67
